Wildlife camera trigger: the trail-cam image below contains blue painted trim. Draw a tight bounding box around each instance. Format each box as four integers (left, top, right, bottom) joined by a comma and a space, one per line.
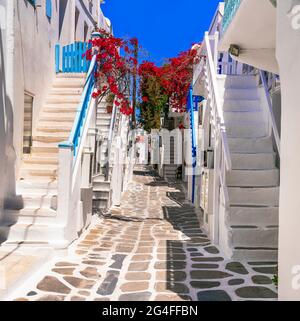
27, 0, 36, 7
55, 44, 60, 73
61, 42, 90, 73
188, 87, 197, 204
64, 55, 97, 158
58, 141, 74, 149
222, 0, 241, 33
46, 0, 52, 19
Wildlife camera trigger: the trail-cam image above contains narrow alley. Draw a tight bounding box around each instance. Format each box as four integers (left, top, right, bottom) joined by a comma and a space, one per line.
11, 166, 277, 302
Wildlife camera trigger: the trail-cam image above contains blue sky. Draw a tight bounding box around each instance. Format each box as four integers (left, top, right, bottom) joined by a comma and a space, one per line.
101, 0, 222, 65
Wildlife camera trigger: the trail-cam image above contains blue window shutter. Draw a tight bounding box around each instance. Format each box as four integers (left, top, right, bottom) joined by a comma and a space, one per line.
27, 0, 36, 6
46, 0, 52, 19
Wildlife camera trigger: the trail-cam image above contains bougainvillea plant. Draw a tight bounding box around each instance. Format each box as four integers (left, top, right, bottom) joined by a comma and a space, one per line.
139, 46, 201, 114
84, 28, 138, 116
138, 69, 169, 131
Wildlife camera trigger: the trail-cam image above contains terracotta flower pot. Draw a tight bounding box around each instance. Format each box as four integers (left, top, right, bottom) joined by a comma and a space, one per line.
106, 105, 113, 113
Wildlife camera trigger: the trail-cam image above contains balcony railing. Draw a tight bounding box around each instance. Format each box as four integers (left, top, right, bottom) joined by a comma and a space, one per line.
222, 0, 242, 33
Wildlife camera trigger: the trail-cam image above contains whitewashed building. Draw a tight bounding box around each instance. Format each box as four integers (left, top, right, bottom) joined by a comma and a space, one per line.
192, 0, 300, 300
0, 0, 128, 248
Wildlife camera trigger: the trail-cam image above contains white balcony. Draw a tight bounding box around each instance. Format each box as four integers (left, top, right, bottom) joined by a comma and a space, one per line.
219, 0, 278, 73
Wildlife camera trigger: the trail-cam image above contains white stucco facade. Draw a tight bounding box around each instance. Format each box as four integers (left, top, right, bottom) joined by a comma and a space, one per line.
210, 0, 300, 300
276, 0, 300, 301
0, 0, 109, 223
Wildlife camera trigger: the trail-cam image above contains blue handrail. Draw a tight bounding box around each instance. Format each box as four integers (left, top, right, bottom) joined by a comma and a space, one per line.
59, 55, 97, 158
187, 87, 197, 204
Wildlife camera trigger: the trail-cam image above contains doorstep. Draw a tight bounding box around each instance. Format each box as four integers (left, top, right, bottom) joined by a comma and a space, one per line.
0, 247, 54, 300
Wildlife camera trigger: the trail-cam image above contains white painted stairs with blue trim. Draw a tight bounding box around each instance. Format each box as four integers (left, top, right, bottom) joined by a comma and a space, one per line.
0, 73, 86, 248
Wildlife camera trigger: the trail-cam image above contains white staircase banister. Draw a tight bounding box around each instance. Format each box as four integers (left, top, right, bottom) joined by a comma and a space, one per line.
57, 53, 97, 228
60, 55, 97, 160
259, 70, 281, 155
204, 32, 232, 170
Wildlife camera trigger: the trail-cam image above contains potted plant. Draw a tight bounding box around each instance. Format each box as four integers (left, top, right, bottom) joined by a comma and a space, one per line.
106, 93, 115, 113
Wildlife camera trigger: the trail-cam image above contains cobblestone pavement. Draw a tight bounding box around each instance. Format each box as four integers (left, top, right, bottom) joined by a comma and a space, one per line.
13, 166, 278, 301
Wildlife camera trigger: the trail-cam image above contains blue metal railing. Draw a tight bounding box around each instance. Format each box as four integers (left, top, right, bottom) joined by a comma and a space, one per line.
55, 42, 91, 73
59, 55, 97, 158
222, 0, 241, 33
187, 87, 199, 204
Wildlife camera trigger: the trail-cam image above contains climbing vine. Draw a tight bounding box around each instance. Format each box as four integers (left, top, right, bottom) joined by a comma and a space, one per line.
85, 28, 200, 122
139, 47, 200, 114
85, 28, 138, 116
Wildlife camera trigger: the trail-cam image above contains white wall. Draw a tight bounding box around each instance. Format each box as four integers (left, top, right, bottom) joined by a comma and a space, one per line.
0, 0, 106, 210
0, 0, 8, 220
276, 0, 300, 301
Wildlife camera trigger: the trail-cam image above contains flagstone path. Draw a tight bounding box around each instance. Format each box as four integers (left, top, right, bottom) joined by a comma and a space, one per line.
12, 166, 278, 301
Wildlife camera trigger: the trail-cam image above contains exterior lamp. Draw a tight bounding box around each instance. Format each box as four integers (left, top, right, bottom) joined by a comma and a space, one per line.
229, 44, 240, 57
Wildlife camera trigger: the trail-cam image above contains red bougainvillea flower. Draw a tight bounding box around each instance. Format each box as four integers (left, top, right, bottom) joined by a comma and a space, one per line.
142, 96, 149, 102
92, 90, 101, 98
84, 28, 138, 116
138, 46, 200, 113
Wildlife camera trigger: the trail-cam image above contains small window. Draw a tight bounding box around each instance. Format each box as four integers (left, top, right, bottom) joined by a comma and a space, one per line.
46, 0, 52, 19
27, 0, 36, 7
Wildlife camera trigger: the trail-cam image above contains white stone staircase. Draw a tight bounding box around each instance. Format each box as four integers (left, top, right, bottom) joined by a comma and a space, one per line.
0, 73, 86, 248
220, 75, 279, 261
92, 99, 116, 210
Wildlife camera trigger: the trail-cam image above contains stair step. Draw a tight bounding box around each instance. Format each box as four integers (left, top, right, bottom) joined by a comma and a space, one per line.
229, 206, 279, 226
232, 248, 278, 261
23, 155, 58, 165
96, 124, 111, 130
40, 113, 76, 122
226, 121, 268, 138
228, 187, 279, 207
220, 88, 259, 100
231, 153, 276, 170
218, 75, 257, 89
46, 96, 81, 104
53, 78, 85, 88
36, 122, 73, 133
222, 99, 261, 112
228, 136, 274, 153
93, 180, 110, 187
17, 179, 57, 191
93, 175, 109, 183
44, 104, 79, 113
4, 208, 57, 219
50, 88, 83, 95
31, 146, 59, 154
97, 113, 112, 120
93, 199, 109, 210
0, 222, 65, 242
226, 169, 279, 187
96, 119, 111, 126
231, 226, 278, 248
17, 193, 57, 209
56, 73, 86, 78
93, 191, 110, 199
20, 164, 58, 179
33, 133, 68, 143
224, 110, 264, 123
